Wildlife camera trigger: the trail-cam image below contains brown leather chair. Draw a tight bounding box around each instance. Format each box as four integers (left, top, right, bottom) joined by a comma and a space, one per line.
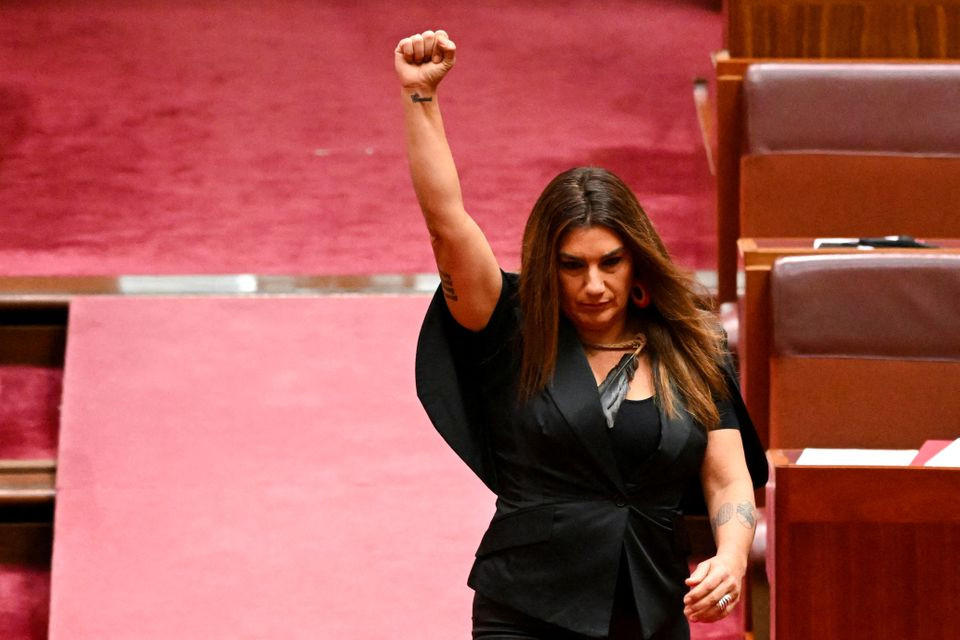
768, 252, 960, 448
741, 62, 960, 247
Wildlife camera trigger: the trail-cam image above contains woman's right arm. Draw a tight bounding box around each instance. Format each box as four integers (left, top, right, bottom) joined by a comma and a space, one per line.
395, 30, 502, 331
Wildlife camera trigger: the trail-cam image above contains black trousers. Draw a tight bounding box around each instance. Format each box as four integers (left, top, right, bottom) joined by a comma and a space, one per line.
471, 555, 690, 640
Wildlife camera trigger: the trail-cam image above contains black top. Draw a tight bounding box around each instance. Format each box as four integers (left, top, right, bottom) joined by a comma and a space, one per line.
610, 395, 739, 488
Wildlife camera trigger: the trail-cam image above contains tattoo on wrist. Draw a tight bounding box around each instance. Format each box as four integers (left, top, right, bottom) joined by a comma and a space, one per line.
410, 92, 433, 103
439, 271, 458, 301
711, 501, 757, 532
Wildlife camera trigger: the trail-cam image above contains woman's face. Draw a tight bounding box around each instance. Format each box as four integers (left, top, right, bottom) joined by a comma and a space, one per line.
557, 225, 635, 337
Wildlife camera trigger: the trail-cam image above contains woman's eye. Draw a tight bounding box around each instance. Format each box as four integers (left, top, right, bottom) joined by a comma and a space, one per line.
559, 260, 582, 270
602, 257, 622, 268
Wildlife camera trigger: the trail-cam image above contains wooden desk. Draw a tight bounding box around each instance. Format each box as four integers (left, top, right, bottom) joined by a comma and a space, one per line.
766, 449, 960, 639
737, 238, 960, 448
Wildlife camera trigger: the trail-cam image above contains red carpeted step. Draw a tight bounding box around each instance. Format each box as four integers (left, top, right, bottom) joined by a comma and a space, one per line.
0, 366, 60, 460
0, 564, 49, 640
0, 522, 53, 640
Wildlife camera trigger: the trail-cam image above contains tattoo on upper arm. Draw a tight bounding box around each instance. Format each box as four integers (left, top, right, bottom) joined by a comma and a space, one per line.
711, 501, 757, 533
410, 92, 433, 103
439, 271, 458, 301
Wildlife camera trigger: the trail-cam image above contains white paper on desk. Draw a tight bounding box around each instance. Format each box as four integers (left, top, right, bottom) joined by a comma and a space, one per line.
924, 439, 960, 467
796, 448, 919, 466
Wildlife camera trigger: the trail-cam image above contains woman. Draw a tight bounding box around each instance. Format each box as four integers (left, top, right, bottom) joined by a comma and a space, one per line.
398, 30, 766, 640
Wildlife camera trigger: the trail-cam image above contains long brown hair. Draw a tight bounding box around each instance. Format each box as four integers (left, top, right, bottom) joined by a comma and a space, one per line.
518, 167, 729, 429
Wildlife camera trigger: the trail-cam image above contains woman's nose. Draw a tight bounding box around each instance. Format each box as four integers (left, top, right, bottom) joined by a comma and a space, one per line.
584, 268, 605, 295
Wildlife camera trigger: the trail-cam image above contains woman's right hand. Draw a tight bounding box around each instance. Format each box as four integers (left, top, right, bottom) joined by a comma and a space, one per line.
394, 30, 456, 91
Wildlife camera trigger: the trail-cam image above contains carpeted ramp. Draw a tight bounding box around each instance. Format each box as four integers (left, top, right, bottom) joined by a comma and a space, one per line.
49, 296, 492, 639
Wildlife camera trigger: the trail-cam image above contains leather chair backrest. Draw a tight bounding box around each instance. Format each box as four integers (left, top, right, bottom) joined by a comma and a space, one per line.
740, 63, 960, 240
744, 63, 960, 155
768, 253, 960, 448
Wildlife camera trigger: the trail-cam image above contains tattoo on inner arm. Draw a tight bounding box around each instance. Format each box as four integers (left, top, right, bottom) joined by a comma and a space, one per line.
439, 271, 458, 301
410, 92, 433, 103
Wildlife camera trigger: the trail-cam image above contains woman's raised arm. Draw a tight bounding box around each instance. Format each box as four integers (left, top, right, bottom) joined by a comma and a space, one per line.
396, 29, 502, 331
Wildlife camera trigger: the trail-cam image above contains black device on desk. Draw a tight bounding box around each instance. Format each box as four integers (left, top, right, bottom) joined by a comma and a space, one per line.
813, 235, 938, 249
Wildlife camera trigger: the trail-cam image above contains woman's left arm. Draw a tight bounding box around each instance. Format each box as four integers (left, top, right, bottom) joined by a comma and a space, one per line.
683, 429, 758, 623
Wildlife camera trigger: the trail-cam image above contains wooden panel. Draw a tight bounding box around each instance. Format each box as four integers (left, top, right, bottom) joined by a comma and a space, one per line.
770, 460, 960, 639
0, 326, 66, 366
0, 306, 68, 366
0, 523, 53, 565
717, 69, 746, 302
728, 0, 960, 59
740, 154, 960, 238
769, 358, 960, 449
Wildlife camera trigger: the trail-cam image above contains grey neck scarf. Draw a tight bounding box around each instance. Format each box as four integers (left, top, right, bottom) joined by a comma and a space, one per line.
597, 351, 642, 429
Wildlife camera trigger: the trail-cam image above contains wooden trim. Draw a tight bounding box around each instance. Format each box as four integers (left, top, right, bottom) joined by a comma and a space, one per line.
0, 273, 441, 299
0, 459, 57, 505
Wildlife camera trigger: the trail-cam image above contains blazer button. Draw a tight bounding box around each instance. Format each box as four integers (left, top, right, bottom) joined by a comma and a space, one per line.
615, 499, 627, 508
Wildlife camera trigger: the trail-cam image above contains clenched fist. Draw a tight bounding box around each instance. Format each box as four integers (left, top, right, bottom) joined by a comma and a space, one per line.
395, 29, 456, 91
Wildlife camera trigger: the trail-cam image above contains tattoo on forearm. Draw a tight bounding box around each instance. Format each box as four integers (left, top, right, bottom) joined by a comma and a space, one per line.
410, 92, 433, 103
736, 502, 757, 529
439, 271, 458, 301
711, 501, 757, 533
710, 503, 733, 534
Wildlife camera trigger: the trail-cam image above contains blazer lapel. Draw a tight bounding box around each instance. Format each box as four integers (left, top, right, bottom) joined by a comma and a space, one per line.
546, 319, 626, 492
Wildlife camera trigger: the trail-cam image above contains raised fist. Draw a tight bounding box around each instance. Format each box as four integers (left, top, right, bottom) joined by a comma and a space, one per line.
395, 29, 456, 91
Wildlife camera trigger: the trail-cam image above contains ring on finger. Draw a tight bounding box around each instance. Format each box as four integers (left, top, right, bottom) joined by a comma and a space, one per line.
716, 594, 733, 610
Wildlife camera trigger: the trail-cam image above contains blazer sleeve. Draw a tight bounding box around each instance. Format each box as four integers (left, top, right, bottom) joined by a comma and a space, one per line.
680, 351, 768, 515
414, 271, 520, 493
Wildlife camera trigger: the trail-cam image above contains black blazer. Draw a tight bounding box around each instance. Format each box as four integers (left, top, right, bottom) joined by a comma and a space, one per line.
416, 272, 767, 639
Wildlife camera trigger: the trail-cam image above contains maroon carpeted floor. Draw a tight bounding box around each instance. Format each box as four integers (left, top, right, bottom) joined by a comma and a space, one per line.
0, 563, 49, 640
0, 0, 721, 276
0, 366, 60, 459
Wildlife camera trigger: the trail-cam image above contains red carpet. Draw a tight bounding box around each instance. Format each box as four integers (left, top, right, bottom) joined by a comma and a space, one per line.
50, 296, 492, 638
0, 563, 49, 640
0, 366, 60, 459
0, 0, 721, 275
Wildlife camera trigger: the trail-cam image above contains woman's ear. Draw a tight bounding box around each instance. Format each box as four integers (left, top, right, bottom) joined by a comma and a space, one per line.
631, 282, 651, 308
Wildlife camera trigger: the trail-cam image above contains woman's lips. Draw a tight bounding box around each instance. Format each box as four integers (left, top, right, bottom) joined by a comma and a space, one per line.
579, 301, 610, 310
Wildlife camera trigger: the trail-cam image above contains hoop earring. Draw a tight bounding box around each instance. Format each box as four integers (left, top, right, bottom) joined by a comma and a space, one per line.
631, 283, 651, 308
